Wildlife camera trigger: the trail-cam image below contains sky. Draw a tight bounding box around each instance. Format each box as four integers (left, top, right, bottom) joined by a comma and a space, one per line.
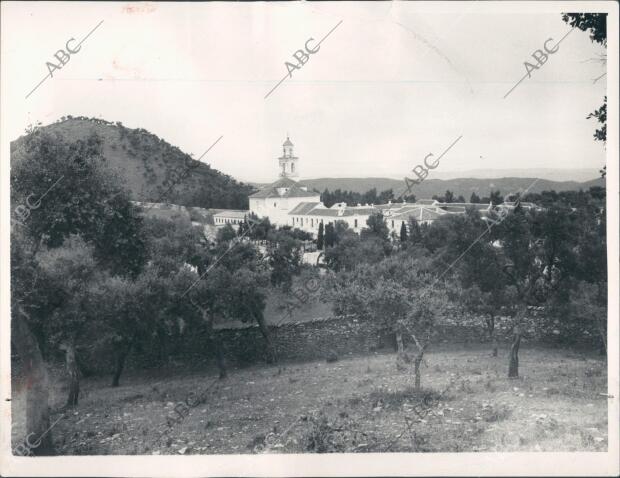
1, 1, 609, 183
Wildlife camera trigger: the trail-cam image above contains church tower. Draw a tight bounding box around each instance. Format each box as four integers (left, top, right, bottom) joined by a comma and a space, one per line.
278, 136, 299, 178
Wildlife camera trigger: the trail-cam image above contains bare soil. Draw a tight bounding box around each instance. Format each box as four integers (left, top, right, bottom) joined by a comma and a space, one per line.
11, 344, 608, 455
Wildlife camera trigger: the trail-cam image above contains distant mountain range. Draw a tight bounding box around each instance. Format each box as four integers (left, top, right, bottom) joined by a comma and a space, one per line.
426, 168, 602, 182
11, 118, 605, 209
10, 117, 255, 210
296, 177, 605, 199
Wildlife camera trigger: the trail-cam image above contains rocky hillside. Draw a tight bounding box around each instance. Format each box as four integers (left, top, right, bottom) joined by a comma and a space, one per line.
10, 117, 255, 210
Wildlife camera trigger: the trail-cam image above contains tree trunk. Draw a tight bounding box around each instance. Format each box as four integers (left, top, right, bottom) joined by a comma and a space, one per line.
486, 315, 498, 357
214, 338, 227, 379
111, 343, 131, 387
256, 314, 278, 364
413, 354, 423, 390
395, 331, 407, 371
205, 314, 226, 379
12, 308, 54, 455
64, 342, 80, 407
596, 283, 607, 356
396, 332, 404, 356
156, 328, 168, 365
508, 325, 521, 378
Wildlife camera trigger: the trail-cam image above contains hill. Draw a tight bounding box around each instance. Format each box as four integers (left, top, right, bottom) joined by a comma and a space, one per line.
10, 117, 255, 209
300, 176, 605, 199
431, 168, 601, 182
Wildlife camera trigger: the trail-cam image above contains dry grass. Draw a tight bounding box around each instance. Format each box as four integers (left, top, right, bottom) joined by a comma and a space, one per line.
11, 344, 608, 455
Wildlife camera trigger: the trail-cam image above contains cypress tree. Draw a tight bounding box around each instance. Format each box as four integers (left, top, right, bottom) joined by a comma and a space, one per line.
399, 221, 407, 243
317, 221, 324, 250
325, 223, 335, 248
408, 217, 422, 245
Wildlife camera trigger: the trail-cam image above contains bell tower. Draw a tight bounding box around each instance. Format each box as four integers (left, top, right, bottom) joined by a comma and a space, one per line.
278, 135, 299, 178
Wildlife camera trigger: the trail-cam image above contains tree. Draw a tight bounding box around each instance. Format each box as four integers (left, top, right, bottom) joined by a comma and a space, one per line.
188, 241, 272, 372
216, 224, 237, 243
443, 208, 508, 356
317, 221, 324, 250
407, 217, 423, 247
266, 229, 303, 291
12, 307, 54, 454
491, 204, 574, 377
333, 220, 349, 241
418, 216, 451, 254
491, 205, 536, 377
323, 228, 361, 272
489, 190, 503, 206
567, 282, 607, 353
562, 13, 607, 45
93, 275, 136, 387
432, 190, 456, 203
562, 13, 606, 158
470, 192, 481, 203
10, 127, 149, 415
90, 265, 179, 387
377, 188, 395, 204
399, 221, 407, 243
587, 97, 607, 143
361, 188, 379, 205
143, 214, 202, 275
237, 215, 253, 236
247, 215, 273, 241
35, 236, 101, 406
320, 187, 396, 207
11, 128, 147, 277
10, 231, 54, 454
361, 213, 389, 243
570, 191, 607, 352
330, 254, 446, 389
324, 223, 335, 248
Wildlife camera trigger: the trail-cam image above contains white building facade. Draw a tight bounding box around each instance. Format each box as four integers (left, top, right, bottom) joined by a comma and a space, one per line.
249, 137, 321, 226
239, 137, 541, 238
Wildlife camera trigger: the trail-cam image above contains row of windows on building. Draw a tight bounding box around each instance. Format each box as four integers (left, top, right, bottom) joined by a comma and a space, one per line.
291, 217, 359, 228
215, 217, 243, 225
290, 216, 406, 230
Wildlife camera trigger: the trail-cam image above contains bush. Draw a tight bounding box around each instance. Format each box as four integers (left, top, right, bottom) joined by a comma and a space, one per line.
302, 411, 377, 453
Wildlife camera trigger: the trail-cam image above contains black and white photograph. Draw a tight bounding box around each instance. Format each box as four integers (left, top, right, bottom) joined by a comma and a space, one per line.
1, 1, 618, 476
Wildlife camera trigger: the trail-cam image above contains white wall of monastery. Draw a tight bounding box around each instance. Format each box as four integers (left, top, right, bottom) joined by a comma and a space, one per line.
250, 195, 320, 227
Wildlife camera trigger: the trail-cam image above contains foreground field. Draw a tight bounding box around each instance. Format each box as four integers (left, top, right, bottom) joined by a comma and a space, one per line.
12, 345, 608, 454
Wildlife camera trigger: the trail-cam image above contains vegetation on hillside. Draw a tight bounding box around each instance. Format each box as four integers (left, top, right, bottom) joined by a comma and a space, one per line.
303, 176, 604, 203
10, 117, 255, 209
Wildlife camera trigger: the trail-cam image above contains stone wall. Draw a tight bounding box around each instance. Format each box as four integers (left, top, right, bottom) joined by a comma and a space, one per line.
167, 309, 596, 367
14, 308, 601, 380
89, 309, 601, 376
173, 316, 388, 366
